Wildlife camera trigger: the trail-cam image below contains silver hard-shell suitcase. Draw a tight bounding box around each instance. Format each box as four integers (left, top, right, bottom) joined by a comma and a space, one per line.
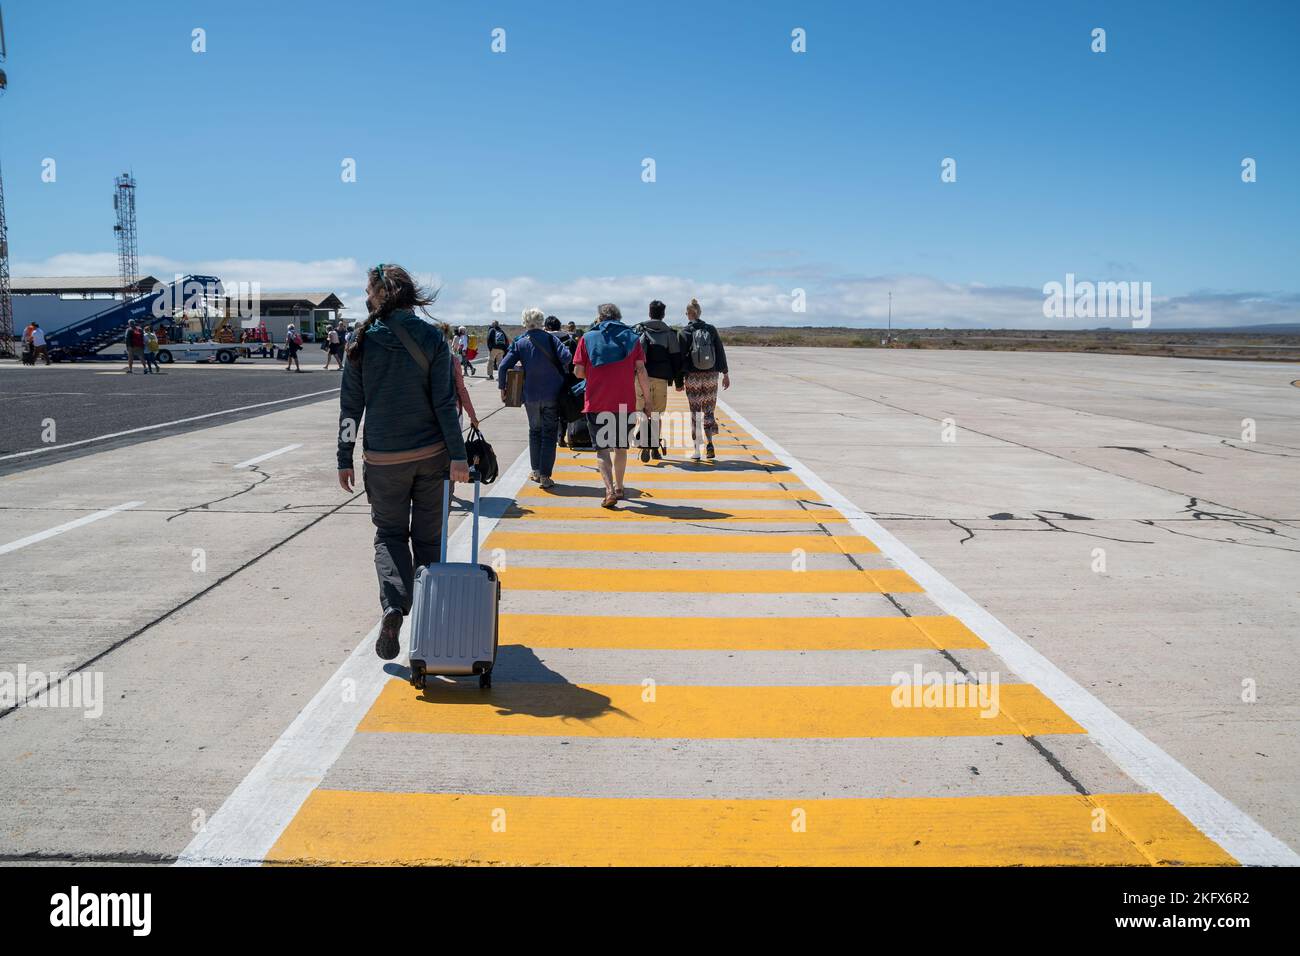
408, 475, 500, 690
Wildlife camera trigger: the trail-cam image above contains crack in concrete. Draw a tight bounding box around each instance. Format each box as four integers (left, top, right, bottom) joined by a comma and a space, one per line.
1182, 496, 1298, 539
944, 515, 1152, 545
165, 465, 273, 523
1221, 439, 1298, 458
1024, 737, 1089, 796
948, 518, 975, 545
1033, 516, 1153, 544
1101, 446, 1203, 475
1138, 519, 1300, 554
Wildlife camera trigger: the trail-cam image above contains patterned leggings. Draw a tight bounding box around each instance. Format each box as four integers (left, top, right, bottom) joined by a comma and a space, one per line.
684, 371, 720, 441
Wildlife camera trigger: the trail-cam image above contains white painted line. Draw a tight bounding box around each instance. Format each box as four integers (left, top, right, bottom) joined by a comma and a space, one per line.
722, 399, 1300, 867
0, 501, 144, 556
233, 444, 302, 470
0, 389, 339, 463
175, 448, 534, 866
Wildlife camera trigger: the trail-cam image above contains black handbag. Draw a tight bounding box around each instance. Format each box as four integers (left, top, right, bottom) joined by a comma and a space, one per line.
463, 426, 499, 483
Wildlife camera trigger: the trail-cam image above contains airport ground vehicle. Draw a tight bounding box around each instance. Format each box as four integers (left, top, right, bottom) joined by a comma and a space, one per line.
153, 341, 249, 364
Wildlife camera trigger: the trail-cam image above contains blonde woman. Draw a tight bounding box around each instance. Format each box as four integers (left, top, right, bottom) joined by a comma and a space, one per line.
678, 299, 730, 460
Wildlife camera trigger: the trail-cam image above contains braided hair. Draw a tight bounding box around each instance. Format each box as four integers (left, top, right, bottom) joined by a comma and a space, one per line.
347, 263, 436, 367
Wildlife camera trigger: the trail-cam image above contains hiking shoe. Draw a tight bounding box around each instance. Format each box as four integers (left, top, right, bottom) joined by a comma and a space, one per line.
376, 610, 402, 660
539, 476, 555, 490
706, 442, 716, 459
640, 447, 651, 463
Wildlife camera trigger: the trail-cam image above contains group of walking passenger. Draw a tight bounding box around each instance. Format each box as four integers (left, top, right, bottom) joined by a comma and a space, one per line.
495, 298, 729, 508
335, 262, 731, 659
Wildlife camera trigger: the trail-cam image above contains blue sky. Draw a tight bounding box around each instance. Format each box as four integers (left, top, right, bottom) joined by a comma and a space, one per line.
4, 0, 1298, 327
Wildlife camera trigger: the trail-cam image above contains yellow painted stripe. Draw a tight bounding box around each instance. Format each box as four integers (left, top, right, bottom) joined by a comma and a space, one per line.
485, 531, 876, 554
507, 506, 846, 523
551, 457, 780, 468
554, 460, 790, 471
650, 447, 768, 457
548, 470, 798, 483
501, 613, 982, 650
517, 485, 822, 502
659, 444, 767, 452
499, 567, 920, 593
651, 437, 758, 446
358, 681, 1084, 738
267, 791, 1233, 866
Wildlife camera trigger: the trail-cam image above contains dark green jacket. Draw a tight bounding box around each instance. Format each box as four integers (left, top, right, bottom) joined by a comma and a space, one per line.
337, 310, 467, 469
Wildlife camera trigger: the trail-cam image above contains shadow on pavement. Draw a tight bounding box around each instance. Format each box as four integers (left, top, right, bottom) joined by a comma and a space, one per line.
384, 645, 630, 725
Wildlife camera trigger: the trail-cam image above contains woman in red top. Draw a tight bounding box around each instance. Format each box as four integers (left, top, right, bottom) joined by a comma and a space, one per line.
572, 303, 651, 508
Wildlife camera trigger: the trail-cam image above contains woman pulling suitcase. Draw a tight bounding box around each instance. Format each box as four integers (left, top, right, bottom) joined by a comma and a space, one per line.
337, 264, 470, 660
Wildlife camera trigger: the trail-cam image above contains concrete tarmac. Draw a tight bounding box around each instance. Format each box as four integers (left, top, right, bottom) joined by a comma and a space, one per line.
0, 347, 1295, 863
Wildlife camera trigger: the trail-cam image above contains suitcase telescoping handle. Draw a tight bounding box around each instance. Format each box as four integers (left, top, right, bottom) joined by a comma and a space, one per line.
440, 468, 481, 564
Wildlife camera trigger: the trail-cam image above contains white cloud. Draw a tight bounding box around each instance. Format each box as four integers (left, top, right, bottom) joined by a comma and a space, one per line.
431, 273, 1299, 330
14, 252, 365, 293
13, 253, 1298, 329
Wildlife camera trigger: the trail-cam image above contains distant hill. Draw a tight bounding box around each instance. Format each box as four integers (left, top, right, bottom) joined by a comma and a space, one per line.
1185, 323, 1300, 334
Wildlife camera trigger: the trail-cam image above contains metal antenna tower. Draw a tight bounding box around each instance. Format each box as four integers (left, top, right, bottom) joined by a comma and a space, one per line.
113, 172, 139, 303
0, 6, 14, 358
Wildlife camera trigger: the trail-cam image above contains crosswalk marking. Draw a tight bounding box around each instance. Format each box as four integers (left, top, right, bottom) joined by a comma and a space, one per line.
237, 393, 1254, 866
266, 791, 1234, 866
486, 531, 876, 554
554, 455, 787, 468
358, 680, 1083, 738
508, 505, 848, 522
547, 470, 799, 483
499, 567, 921, 593
517, 485, 824, 501
500, 613, 984, 650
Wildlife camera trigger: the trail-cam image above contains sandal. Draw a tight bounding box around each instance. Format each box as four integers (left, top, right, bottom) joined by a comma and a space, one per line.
600, 493, 618, 509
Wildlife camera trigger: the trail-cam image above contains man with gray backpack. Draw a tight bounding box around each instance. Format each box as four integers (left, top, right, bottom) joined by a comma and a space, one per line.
678, 298, 730, 460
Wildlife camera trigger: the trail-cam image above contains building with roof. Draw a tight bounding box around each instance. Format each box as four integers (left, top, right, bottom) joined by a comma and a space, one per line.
12, 275, 161, 333
231, 292, 346, 343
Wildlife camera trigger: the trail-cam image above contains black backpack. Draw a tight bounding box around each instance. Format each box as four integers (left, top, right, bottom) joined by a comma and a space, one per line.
463, 425, 499, 483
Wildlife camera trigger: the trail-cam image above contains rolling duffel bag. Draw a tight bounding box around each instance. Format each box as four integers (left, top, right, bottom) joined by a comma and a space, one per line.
407, 472, 500, 690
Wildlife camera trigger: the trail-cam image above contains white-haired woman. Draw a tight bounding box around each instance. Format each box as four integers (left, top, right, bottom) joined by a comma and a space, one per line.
497, 307, 571, 488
